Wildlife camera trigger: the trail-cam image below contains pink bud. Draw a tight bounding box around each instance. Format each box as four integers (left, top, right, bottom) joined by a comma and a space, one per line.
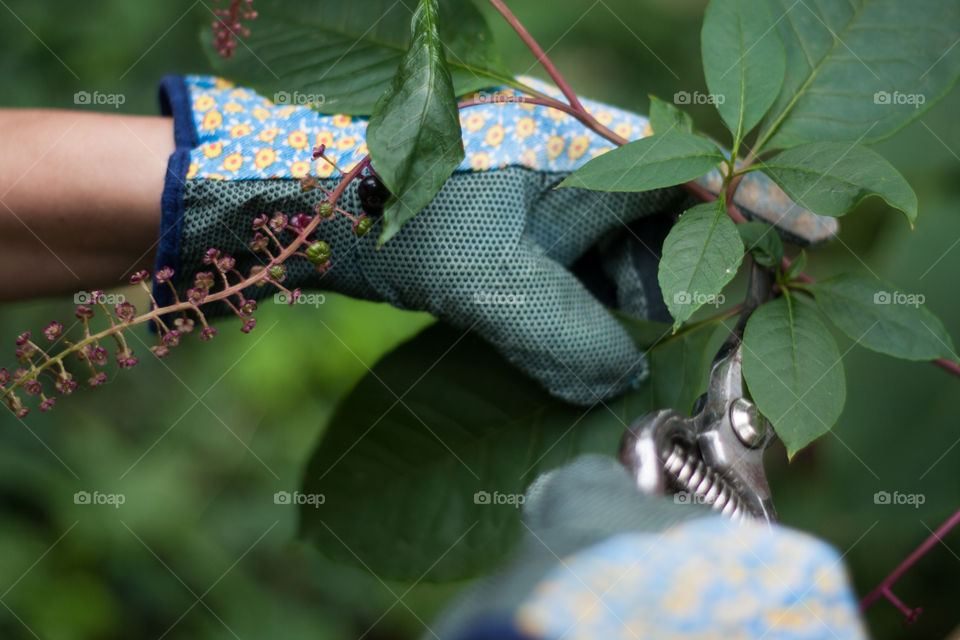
130, 270, 151, 284
75, 305, 95, 320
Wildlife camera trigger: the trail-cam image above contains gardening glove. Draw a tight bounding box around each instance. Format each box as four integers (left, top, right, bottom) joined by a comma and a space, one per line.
156, 74, 835, 406
432, 455, 868, 640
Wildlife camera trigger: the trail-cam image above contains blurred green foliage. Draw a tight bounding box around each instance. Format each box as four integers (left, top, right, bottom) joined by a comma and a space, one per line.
1, 0, 958, 638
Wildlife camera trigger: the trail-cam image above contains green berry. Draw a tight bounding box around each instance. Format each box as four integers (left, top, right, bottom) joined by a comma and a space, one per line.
316, 201, 334, 219
355, 217, 373, 237
306, 241, 331, 265
268, 264, 286, 281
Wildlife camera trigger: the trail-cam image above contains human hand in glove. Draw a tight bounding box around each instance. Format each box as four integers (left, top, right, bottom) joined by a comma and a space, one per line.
0, 75, 835, 405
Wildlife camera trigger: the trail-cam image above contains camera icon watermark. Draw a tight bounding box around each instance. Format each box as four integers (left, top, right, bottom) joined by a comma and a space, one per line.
873, 290, 925, 308
473, 490, 525, 508
273, 291, 326, 308
273, 490, 325, 508
74, 290, 126, 305
73, 490, 126, 508
471, 90, 514, 106
673, 290, 725, 307
673, 491, 712, 506
673, 90, 725, 106
74, 90, 126, 109
873, 91, 926, 109
873, 490, 925, 509
273, 91, 326, 107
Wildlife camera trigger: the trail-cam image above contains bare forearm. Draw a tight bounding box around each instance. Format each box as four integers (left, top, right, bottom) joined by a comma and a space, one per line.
0, 110, 173, 301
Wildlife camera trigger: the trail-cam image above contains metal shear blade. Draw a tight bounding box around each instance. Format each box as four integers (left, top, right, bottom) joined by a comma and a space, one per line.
619, 264, 778, 523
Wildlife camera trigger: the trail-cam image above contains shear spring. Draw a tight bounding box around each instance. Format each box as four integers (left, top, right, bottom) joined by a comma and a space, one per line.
663, 442, 746, 520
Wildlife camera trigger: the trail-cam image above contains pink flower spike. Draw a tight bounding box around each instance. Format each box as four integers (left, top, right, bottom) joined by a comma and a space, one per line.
195, 272, 216, 290
15, 332, 30, 347
0, 368, 9, 386
216, 255, 237, 273
312, 144, 325, 159
44, 322, 64, 341
186, 287, 208, 305
200, 326, 218, 341
150, 345, 170, 359
174, 317, 195, 334
203, 248, 222, 265
269, 213, 289, 233
252, 214, 268, 230
89, 372, 108, 387
24, 379, 42, 396
87, 346, 108, 366
130, 270, 151, 284
39, 397, 56, 412
249, 232, 269, 253
75, 305, 95, 320
241, 317, 257, 334
154, 266, 175, 284
55, 375, 77, 395
115, 302, 137, 323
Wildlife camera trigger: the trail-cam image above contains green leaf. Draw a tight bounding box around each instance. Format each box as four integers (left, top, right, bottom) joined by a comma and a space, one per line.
738, 222, 783, 268
618, 315, 716, 414
784, 250, 806, 281
649, 95, 694, 134
742, 295, 845, 457
367, 0, 464, 244
805, 274, 956, 361
649, 326, 715, 414
299, 324, 646, 582
701, 0, 785, 143
206, 0, 514, 115
558, 132, 724, 192
760, 142, 917, 226
755, 0, 960, 151
659, 200, 745, 330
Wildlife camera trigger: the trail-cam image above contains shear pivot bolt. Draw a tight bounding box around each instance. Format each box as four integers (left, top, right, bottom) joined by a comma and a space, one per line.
730, 398, 766, 448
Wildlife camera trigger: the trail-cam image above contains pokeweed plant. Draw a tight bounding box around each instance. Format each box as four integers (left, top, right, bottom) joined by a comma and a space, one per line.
2, 0, 960, 626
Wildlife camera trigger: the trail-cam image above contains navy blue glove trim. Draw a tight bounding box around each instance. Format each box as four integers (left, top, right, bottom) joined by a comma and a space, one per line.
154, 74, 197, 311
453, 618, 538, 640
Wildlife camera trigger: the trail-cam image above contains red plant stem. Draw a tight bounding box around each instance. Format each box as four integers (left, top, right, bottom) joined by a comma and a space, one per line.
860, 507, 960, 618
934, 358, 960, 377
487, 0, 585, 113
485, 0, 628, 149
457, 95, 581, 118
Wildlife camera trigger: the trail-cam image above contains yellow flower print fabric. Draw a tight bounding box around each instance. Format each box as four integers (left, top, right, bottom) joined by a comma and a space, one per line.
514, 517, 868, 640
179, 74, 836, 244
181, 75, 654, 181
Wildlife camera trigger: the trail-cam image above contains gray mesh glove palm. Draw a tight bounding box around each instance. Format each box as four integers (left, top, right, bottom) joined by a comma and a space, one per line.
156, 74, 832, 405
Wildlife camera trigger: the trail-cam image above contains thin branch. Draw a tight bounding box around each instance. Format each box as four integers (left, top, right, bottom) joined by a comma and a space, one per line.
860, 507, 960, 623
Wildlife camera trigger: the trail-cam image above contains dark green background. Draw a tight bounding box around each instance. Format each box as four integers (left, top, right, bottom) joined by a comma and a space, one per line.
1, 1, 958, 638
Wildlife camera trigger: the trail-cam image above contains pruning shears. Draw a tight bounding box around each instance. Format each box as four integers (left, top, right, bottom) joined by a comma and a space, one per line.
619, 262, 778, 523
